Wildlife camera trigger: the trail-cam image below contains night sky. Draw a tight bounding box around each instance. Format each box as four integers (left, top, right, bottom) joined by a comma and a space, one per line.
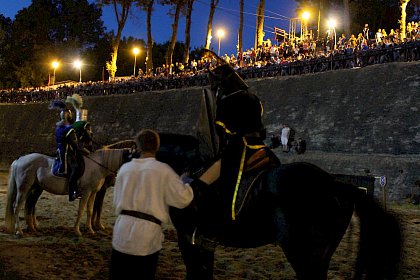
1, 0, 297, 56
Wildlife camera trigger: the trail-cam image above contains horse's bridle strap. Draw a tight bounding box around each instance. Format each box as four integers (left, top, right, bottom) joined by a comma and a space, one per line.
120, 210, 162, 226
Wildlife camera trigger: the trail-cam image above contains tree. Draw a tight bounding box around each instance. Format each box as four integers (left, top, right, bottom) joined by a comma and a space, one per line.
97, 0, 135, 80
0, 15, 13, 88
2, 0, 105, 88
115, 36, 146, 76
183, 0, 195, 64
342, 0, 350, 37
296, 0, 401, 38
255, 0, 265, 48
238, 0, 244, 65
137, 0, 155, 76
164, 0, 187, 71
400, 0, 411, 40
204, 0, 220, 50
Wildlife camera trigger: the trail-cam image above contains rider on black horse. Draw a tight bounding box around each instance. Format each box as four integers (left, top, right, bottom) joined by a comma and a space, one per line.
189, 50, 280, 241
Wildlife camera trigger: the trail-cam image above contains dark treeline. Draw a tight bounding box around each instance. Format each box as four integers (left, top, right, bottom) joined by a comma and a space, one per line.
1, 0, 418, 89
0, 0, 203, 89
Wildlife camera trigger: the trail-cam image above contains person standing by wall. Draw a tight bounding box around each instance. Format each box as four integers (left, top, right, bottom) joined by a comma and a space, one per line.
110, 129, 194, 280
281, 124, 291, 152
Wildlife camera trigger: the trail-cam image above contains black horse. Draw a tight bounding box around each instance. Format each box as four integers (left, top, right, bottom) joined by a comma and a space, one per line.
161, 136, 402, 280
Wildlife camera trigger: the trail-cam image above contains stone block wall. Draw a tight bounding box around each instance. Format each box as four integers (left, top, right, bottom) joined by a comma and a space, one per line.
0, 61, 419, 202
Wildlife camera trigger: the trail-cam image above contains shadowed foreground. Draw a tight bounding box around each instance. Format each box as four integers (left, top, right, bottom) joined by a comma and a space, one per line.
0, 171, 419, 279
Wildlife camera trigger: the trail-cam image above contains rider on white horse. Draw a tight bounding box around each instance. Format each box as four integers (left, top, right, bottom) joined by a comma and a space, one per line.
50, 100, 85, 201
66, 94, 94, 153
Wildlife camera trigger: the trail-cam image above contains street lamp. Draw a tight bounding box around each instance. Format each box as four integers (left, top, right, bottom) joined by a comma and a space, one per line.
73, 60, 82, 83
52, 61, 59, 85
327, 19, 337, 50
133, 47, 140, 77
301, 11, 310, 39
216, 29, 225, 56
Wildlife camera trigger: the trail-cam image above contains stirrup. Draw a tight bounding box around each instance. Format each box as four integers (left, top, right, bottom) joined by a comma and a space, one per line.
191, 228, 218, 252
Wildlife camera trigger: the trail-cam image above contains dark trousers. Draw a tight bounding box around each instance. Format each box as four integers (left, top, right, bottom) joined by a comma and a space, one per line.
109, 249, 160, 280
68, 159, 79, 193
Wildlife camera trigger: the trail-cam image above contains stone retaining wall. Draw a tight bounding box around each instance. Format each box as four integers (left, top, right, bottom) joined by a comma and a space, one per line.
0, 61, 419, 202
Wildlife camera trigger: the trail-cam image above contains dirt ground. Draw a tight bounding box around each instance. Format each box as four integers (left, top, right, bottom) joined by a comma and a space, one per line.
0, 170, 419, 280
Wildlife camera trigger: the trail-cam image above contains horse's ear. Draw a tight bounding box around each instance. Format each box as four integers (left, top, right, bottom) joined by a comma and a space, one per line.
122, 148, 133, 163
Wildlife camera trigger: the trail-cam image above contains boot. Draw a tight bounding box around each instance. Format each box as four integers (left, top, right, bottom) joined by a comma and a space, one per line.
68, 182, 81, 201
69, 190, 77, 202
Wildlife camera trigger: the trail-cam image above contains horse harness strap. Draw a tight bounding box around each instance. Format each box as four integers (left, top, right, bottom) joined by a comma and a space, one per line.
231, 137, 266, 221
120, 210, 162, 226
84, 155, 118, 174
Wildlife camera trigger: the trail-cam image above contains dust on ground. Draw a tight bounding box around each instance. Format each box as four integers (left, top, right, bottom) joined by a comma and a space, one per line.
0, 170, 419, 280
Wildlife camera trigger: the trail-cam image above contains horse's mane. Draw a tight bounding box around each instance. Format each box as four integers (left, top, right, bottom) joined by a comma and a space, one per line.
91, 147, 129, 172
102, 140, 136, 150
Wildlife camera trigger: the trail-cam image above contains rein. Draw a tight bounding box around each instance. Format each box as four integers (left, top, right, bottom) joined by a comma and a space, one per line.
84, 153, 120, 174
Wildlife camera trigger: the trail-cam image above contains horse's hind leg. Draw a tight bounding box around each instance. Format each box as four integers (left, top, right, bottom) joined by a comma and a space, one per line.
13, 191, 27, 237
24, 185, 43, 232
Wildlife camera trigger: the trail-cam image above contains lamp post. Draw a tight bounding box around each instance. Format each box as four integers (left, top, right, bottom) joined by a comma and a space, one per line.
133, 47, 140, 77
73, 60, 82, 83
328, 19, 337, 50
301, 11, 310, 40
216, 29, 225, 56
52, 61, 59, 85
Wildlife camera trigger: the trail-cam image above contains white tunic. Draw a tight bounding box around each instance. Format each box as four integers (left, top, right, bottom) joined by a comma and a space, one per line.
281, 126, 291, 146
112, 157, 194, 256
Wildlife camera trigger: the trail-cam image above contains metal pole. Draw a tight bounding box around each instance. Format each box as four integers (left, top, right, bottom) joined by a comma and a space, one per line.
53, 69, 56, 85
218, 37, 221, 56
133, 55, 137, 77
334, 28, 337, 50
317, 7, 321, 40
79, 68, 82, 83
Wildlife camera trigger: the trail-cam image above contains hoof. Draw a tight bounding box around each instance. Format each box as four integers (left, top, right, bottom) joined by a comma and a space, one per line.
94, 224, 106, 231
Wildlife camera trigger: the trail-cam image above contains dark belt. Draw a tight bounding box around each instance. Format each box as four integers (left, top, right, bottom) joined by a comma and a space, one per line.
120, 210, 162, 226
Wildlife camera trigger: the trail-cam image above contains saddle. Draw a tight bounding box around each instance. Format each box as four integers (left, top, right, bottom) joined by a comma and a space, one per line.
52, 158, 67, 178
52, 153, 85, 178
233, 147, 279, 218
244, 148, 270, 173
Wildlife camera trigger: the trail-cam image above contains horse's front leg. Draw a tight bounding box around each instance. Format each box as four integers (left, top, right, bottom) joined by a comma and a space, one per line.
93, 185, 107, 231
85, 192, 97, 235
75, 195, 89, 236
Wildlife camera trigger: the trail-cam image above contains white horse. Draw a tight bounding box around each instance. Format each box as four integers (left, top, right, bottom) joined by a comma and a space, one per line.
5, 147, 129, 237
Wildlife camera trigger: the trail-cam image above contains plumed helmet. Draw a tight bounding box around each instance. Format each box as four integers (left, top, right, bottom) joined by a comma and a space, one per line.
66, 94, 84, 121
203, 49, 248, 96
60, 109, 73, 122
49, 99, 73, 123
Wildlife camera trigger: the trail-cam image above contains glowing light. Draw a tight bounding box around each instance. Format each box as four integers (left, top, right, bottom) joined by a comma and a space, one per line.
217, 29, 225, 38
133, 47, 140, 56
216, 29, 225, 56
328, 19, 336, 29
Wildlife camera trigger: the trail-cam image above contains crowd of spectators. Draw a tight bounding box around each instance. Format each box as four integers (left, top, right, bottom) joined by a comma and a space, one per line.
1, 22, 419, 104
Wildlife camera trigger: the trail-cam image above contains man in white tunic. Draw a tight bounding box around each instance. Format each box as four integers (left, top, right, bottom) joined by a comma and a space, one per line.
110, 129, 194, 280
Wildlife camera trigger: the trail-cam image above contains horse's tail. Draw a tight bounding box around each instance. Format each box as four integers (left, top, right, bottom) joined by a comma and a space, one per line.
353, 190, 402, 279
5, 160, 18, 232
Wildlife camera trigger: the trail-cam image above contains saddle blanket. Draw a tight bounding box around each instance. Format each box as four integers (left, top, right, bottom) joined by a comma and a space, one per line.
234, 169, 267, 218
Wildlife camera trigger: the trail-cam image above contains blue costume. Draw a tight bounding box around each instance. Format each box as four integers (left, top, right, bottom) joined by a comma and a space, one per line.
55, 124, 78, 175
54, 108, 83, 201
